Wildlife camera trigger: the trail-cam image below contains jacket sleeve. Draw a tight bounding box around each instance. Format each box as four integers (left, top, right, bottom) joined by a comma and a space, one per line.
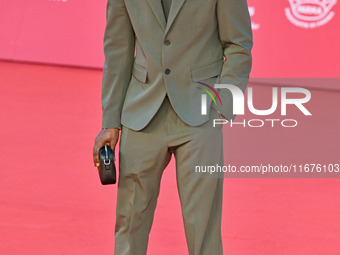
214, 0, 253, 120
101, 0, 135, 129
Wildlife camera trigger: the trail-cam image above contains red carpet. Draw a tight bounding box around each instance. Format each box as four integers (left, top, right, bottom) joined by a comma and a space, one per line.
1, 61, 340, 254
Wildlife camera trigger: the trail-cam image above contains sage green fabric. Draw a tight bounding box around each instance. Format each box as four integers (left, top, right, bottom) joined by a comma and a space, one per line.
116, 96, 224, 255
101, 0, 253, 130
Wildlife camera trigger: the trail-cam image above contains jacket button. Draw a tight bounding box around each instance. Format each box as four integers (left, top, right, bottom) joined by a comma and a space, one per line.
164, 40, 171, 46
165, 69, 171, 75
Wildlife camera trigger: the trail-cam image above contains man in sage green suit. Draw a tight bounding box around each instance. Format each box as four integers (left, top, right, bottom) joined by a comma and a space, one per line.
93, 0, 252, 254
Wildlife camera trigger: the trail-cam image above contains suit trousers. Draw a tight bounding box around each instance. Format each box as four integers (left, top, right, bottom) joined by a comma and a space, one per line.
115, 95, 224, 255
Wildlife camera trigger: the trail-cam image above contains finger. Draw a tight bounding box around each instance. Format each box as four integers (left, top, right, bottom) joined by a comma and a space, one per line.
93, 155, 99, 168
110, 143, 117, 161
110, 143, 115, 152
95, 163, 100, 170
110, 135, 118, 151
93, 145, 100, 167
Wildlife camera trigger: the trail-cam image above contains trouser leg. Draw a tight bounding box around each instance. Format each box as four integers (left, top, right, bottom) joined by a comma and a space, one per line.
173, 109, 224, 255
114, 98, 172, 255
114, 95, 225, 255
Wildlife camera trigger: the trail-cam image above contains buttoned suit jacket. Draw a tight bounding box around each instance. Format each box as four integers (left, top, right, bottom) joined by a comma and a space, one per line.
101, 0, 253, 131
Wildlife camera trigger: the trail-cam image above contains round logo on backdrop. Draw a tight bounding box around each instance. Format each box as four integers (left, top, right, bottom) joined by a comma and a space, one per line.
285, 0, 337, 28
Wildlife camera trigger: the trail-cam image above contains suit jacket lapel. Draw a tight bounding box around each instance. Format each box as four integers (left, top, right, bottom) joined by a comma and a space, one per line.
146, 0, 186, 36
165, 0, 185, 35
147, 0, 167, 31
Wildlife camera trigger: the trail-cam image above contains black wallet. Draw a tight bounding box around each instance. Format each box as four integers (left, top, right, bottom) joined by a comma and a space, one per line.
98, 145, 116, 185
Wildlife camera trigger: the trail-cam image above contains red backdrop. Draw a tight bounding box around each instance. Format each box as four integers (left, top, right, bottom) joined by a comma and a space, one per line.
0, 0, 339, 83
0, 0, 105, 68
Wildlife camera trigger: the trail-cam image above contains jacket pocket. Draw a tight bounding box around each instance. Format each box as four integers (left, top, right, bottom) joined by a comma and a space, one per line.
132, 63, 148, 83
190, 59, 224, 82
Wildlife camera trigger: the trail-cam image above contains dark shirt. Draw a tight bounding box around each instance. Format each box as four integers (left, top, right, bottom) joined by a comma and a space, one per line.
161, 0, 172, 21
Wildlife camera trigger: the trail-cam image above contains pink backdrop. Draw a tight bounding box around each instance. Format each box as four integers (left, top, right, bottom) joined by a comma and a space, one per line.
0, 0, 339, 82
0, 0, 105, 68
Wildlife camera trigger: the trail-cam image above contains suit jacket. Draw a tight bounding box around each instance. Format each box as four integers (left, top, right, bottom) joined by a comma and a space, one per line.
101, 0, 253, 131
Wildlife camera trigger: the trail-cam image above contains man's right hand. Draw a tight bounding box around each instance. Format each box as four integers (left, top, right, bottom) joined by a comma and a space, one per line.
93, 128, 120, 170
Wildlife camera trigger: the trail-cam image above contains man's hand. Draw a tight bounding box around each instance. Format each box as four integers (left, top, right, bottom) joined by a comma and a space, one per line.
93, 128, 120, 170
